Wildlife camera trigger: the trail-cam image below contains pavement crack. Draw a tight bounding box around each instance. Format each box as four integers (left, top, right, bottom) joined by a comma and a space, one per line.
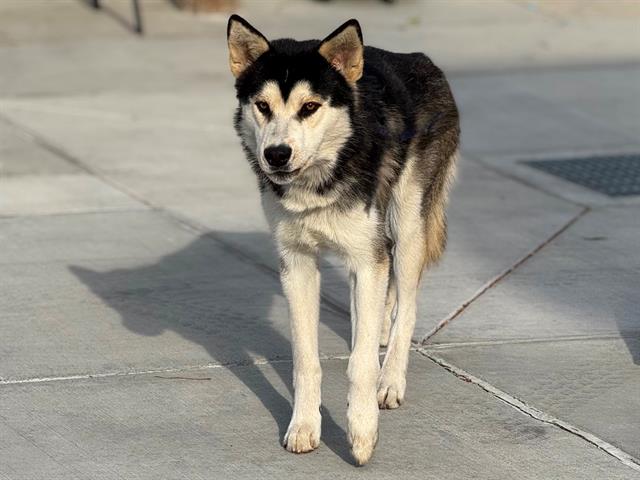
420, 206, 590, 345
419, 349, 640, 473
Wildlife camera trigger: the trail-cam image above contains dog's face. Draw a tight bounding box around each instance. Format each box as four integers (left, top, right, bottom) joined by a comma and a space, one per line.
228, 16, 364, 186
238, 79, 351, 186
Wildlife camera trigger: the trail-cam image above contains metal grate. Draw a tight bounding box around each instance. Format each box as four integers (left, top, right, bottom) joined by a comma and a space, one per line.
522, 154, 640, 197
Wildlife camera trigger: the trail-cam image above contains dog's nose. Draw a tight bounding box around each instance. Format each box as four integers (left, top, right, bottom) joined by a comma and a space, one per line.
263, 144, 292, 169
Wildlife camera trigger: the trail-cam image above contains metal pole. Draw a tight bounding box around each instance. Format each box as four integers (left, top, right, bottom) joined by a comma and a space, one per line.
132, 0, 143, 35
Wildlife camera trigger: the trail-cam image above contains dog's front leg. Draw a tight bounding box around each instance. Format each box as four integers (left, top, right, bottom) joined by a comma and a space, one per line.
281, 249, 322, 454
348, 257, 389, 465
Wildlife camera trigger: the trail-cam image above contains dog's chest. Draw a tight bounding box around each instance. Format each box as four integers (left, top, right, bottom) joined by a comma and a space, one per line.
264, 192, 380, 259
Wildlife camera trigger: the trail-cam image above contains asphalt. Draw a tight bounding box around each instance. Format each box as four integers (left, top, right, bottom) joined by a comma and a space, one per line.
1, 1, 639, 478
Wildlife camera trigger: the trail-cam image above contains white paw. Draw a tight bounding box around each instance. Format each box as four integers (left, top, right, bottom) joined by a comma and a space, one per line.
349, 428, 378, 466
283, 418, 320, 454
348, 398, 379, 465
377, 369, 406, 409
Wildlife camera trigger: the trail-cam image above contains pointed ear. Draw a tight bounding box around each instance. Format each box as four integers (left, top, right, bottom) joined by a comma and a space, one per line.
318, 19, 364, 84
227, 15, 270, 78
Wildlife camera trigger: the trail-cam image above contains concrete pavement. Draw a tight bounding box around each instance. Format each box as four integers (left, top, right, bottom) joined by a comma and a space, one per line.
1, 1, 639, 478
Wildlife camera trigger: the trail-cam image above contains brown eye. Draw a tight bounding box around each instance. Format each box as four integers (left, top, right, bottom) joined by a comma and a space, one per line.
300, 102, 321, 118
255, 101, 270, 115
305, 102, 320, 112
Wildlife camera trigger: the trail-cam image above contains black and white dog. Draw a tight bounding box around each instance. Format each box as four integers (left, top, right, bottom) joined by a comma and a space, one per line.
227, 15, 459, 465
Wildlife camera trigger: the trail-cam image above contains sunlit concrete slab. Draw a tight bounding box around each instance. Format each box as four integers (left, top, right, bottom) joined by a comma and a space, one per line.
509, 67, 640, 141
450, 70, 640, 159
431, 338, 640, 459
2, 1, 639, 99
0, 119, 142, 216
449, 66, 640, 207
429, 206, 639, 344
1, 353, 636, 480
0, 173, 144, 217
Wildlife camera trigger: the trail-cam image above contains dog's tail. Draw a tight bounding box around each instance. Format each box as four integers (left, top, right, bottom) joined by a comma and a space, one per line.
420, 147, 458, 277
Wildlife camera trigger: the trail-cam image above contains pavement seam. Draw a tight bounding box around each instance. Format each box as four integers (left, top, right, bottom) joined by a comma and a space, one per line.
2, 349, 427, 386
418, 349, 640, 473
423, 333, 638, 350
0, 364, 270, 386
0, 353, 357, 386
0, 207, 150, 220
419, 206, 590, 345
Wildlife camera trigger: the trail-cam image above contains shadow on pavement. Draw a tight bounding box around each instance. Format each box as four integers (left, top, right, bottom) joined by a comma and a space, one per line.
616, 306, 640, 366
624, 337, 640, 365
70, 231, 355, 464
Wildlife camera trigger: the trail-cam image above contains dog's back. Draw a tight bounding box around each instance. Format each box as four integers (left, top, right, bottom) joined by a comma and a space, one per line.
354, 46, 459, 268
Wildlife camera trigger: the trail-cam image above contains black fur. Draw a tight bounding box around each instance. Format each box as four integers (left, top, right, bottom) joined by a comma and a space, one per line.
232, 23, 460, 215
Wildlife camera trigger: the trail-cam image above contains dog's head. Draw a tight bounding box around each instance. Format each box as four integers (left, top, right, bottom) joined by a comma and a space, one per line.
228, 15, 363, 186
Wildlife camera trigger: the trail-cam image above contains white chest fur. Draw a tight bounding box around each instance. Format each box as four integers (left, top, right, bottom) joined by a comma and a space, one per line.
262, 189, 381, 266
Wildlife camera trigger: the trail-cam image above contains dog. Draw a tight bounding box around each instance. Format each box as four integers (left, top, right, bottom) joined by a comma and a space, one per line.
227, 15, 459, 465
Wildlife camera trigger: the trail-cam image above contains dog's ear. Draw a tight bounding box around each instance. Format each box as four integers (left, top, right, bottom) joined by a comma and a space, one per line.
227, 15, 270, 78
318, 19, 364, 84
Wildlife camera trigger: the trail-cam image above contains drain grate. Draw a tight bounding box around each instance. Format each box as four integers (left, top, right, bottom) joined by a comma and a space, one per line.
522, 154, 640, 197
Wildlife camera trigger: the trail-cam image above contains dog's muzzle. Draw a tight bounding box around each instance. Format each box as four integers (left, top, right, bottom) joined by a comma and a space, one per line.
264, 144, 292, 169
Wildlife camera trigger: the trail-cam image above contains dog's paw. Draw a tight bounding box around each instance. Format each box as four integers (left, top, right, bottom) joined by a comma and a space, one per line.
283, 419, 320, 454
377, 369, 406, 409
347, 397, 379, 465
349, 428, 378, 466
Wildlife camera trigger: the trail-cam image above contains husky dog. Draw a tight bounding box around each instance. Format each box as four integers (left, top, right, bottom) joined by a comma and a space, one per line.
227, 15, 459, 465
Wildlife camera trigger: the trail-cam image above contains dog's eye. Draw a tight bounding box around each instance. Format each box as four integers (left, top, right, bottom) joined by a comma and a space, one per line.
304, 102, 321, 112
255, 101, 270, 115
299, 102, 321, 118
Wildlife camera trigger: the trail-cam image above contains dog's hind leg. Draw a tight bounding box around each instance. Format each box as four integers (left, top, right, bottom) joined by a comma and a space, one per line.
377, 153, 452, 409
377, 223, 426, 409
380, 268, 396, 347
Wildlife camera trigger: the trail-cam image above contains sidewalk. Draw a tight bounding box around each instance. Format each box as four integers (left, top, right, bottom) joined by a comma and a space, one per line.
1, 1, 639, 478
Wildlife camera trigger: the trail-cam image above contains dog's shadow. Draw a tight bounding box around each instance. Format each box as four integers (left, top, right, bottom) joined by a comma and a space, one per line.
70, 231, 354, 464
